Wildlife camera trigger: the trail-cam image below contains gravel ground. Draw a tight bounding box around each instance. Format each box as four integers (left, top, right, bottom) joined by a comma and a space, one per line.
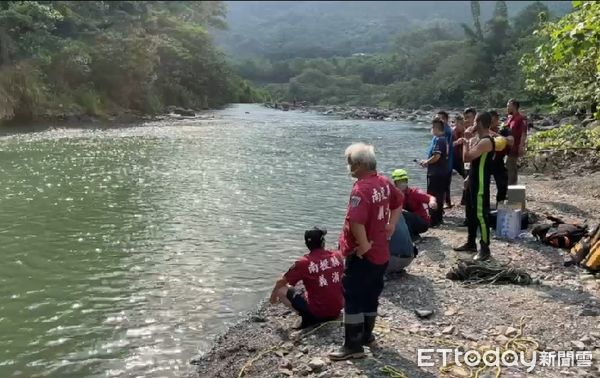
190, 172, 600, 378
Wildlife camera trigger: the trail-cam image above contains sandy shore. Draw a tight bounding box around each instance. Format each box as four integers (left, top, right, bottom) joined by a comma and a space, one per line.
190, 172, 600, 378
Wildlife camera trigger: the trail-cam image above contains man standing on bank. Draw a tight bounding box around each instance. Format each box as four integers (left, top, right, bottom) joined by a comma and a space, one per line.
505, 99, 527, 185
453, 112, 495, 261
329, 143, 403, 360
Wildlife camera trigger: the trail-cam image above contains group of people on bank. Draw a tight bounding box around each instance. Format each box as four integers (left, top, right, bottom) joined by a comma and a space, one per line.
269, 99, 529, 360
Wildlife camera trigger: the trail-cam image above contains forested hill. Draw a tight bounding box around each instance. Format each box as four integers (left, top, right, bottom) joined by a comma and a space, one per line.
215, 1, 589, 110
217, 1, 573, 60
0, 1, 260, 124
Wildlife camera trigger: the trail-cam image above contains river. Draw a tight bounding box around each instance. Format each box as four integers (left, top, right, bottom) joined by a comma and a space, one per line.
0, 104, 432, 377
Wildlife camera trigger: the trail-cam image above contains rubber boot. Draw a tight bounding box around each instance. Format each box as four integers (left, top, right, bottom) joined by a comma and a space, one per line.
473, 243, 491, 261
328, 323, 365, 360
362, 315, 377, 346
453, 241, 477, 252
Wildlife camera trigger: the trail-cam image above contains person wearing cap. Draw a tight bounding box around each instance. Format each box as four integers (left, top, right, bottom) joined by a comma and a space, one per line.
329, 143, 403, 361
390, 168, 436, 241
269, 227, 344, 329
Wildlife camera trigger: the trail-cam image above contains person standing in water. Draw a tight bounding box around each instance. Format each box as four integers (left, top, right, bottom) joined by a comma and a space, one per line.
454, 112, 495, 261
330, 143, 403, 360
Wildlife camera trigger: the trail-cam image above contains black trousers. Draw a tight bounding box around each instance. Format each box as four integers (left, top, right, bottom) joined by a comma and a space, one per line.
343, 255, 387, 324
466, 185, 491, 247
492, 161, 508, 205
403, 210, 429, 238
447, 157, 466, 206
427, 174, 446, 226
444, 172, 453, 206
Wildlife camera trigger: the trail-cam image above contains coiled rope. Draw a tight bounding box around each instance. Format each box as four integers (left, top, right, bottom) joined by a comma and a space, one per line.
446, 260, 533, 286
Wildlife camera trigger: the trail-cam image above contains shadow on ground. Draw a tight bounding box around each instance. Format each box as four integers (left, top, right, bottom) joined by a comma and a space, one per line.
384, 272, 443, 321
417, 236, 450, 262
532, 282, 600, 314
356, 345, 438, 378
540, 200, 595, 220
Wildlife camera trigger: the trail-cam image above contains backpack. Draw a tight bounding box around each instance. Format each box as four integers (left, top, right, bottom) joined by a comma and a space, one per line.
531, 215, 588, 249
569, 223, 600, 272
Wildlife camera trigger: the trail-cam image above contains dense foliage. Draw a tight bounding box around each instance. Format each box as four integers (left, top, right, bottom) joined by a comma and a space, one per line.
527, 124, 600, 153
0, 1, 261, 122
234, 1, 563, 109
219, 1, 572, 60
521, 1, 600, 117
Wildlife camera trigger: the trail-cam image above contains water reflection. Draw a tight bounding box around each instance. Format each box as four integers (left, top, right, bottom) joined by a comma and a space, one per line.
0, 104, 430, 377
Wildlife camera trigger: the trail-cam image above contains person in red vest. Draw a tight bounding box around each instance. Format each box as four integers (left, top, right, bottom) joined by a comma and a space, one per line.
390, 168, 436, 241
329, 143, 403, 360
269, 227, 344, 329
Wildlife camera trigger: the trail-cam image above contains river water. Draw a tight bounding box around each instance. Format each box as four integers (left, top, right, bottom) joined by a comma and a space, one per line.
0, 104, 431, 377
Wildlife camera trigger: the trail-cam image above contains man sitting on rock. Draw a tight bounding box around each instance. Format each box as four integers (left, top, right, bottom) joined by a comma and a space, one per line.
391, 168, 437, 241
269, 227, 344, 329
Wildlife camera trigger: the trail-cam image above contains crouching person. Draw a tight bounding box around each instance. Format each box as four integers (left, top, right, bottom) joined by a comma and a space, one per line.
329, 143, 403, 361
269, 227, 344, 329
386, 214, 418, 277
391, 168, 436, 241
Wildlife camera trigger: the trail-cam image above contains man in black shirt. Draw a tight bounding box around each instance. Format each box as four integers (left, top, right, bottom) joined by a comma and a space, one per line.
420, 118, 448, 227
453, 112, 495, 261
489, 110, 514, 206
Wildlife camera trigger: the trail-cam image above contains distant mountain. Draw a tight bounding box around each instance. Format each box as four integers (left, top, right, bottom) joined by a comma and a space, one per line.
214, 1, 572, 60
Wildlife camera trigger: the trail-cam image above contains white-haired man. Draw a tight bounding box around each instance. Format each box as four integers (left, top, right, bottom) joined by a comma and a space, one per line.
329, 143, 403, 360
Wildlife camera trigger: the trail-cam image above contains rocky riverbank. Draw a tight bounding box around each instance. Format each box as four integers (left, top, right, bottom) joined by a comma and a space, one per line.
0, 105, 217, 133
190, 171, 600, 378
265, 102, 600, 132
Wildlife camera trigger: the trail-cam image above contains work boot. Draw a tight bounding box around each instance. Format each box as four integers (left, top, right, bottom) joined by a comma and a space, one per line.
329, 323, 365, 360
453, 242, 477, 252
362, 315, 377, 346
473, 244, 491, 261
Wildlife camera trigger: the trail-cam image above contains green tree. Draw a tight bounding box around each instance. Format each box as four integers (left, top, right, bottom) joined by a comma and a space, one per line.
521, 1, 600, 116
0, 1, 258, 123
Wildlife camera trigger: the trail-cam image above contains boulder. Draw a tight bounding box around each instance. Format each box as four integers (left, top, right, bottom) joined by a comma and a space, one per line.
169, 106, 195, 117
308, 358, 327, 373
559, 116, 581, 126
528, 112, 543, 121
581, 118, 595, 127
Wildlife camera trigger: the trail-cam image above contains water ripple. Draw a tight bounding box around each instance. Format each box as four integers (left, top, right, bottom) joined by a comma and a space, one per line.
0, 104, 430, 377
